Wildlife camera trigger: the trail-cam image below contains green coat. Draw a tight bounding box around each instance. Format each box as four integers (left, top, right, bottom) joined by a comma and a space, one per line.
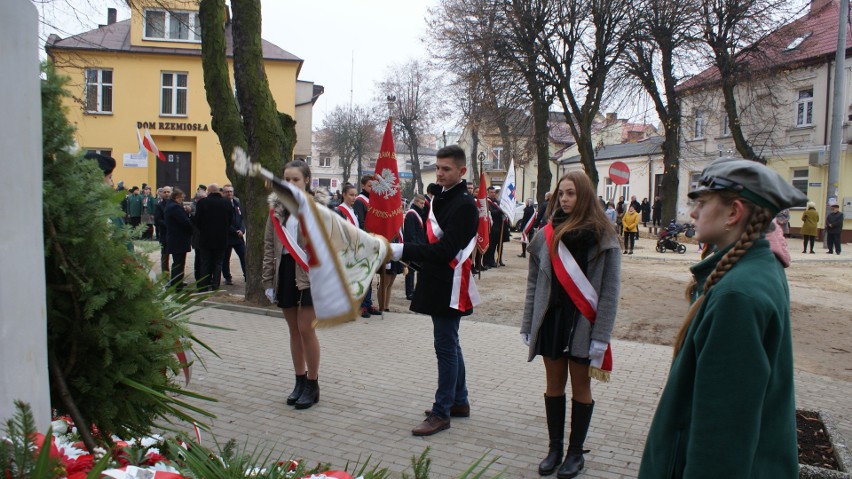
801, 208, 819, 236
638, 239, 797, 479
125, 193, 143, 217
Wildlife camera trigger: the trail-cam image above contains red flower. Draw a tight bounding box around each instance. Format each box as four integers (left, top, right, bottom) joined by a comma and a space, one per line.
64, 455, 95, 476
29, 433, 62, 460
143, 452, 168, 466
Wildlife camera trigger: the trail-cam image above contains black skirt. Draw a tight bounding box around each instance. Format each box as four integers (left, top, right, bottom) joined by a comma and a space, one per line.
276, 254, 313, 308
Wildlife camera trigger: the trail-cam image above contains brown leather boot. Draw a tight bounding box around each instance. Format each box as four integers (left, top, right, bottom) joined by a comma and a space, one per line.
412, 413, 450, 436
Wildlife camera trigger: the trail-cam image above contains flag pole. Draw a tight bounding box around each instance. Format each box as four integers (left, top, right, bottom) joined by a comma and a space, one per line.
477, 153, 485, 275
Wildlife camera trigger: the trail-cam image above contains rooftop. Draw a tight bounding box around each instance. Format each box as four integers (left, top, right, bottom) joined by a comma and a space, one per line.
559, 135, 664, 165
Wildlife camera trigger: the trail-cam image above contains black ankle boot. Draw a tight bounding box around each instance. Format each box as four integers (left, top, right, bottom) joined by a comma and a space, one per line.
557, 400, 594, 479
286, 374, 307, 406
539, 394, 566, 476
294, 377, 319, 409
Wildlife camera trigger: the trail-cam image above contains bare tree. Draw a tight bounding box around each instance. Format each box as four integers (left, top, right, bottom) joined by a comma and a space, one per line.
318, 105, 380, 185
377, 59, 443, 194
540, 0, 637, 188
622, 0, 700, 221
697, 0, 803, 163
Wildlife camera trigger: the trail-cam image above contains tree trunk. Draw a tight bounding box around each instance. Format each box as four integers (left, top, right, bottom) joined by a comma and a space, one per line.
721, 78, 764, 163
470, 125, 480, 180
531, 88, 552, 204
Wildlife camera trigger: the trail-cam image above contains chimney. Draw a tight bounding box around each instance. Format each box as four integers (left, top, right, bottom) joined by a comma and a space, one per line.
107, 8, 117, 25
605, 112, 617, 126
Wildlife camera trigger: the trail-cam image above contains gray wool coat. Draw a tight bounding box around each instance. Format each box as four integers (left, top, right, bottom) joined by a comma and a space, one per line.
521, 230, 621, 362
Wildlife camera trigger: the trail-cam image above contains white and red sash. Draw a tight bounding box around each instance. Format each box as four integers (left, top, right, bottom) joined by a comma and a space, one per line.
356, 194, 370, 207
270, 209, 309, 272
425, 207, 481, 311
521, 210, 538, 243
543, 223, 612, 381
405, 208, 424, 229
336, 204, 357, 227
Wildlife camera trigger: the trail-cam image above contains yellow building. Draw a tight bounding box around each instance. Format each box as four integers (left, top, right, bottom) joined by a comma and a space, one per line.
46, 1, 318, 193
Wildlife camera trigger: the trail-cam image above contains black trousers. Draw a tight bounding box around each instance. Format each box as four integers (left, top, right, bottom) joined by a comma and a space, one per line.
199, 247, 226, 291
405, 269, 417, 297
222, 239, 247, 281
169, 252, 187, 289
827, 233, 841, 253
803, 235, 816, 252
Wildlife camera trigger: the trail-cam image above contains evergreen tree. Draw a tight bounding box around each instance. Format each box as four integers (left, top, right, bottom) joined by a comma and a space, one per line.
41, 62, 212, 451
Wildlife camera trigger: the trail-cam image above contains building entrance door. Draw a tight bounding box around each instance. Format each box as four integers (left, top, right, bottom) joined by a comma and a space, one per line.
157, 151, 192, 194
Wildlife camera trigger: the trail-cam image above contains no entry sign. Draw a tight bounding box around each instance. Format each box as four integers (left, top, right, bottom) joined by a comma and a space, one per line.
609, 161, 630, 185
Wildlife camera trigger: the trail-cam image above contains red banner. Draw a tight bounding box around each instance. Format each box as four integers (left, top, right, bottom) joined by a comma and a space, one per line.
476, 171, 490, 253
365, 119, 404, 240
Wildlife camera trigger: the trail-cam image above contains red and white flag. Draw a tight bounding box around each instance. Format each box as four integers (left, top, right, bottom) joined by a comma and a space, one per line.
365, 119, 404, 240
142, 128, 166, 162
476, 171, 490, 254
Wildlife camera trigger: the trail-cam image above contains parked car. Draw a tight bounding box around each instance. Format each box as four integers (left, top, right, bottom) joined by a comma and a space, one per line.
512, 202, 536, 231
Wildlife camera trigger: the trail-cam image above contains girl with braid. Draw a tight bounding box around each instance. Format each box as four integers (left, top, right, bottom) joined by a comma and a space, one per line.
639, 157, 808, 478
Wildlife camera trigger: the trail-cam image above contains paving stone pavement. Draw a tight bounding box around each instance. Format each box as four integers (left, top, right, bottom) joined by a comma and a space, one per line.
183, 306, 852, 479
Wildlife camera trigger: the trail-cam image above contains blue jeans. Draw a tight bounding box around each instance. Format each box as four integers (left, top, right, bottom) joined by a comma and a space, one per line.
431, 314, 468, 418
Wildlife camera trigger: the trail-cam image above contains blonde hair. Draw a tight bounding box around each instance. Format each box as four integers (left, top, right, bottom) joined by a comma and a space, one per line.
672, 192, 773, 357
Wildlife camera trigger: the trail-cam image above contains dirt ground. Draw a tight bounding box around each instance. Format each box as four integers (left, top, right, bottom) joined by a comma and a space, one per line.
150, 233, 852, 383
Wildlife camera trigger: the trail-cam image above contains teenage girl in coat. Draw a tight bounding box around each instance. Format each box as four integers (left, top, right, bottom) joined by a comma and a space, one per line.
638, 157, 807, 478
262, 160, 321, 410
521, 171, 621, 478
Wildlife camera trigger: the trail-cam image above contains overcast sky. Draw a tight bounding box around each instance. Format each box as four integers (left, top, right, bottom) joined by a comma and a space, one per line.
36, 0, 441, 130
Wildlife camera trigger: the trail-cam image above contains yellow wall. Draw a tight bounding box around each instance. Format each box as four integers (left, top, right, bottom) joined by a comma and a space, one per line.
769, 152, 851, 232
51, 48, 298, 191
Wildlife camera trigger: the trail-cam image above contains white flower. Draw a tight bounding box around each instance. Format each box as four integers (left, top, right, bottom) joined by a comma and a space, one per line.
140, 435, 161, 448
50, 420, 68, 435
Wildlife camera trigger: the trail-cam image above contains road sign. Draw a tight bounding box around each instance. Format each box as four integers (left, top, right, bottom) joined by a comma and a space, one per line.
609, 161, 630, 185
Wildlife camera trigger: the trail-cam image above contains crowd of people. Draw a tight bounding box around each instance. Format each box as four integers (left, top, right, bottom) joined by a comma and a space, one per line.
94, 146, 839, 477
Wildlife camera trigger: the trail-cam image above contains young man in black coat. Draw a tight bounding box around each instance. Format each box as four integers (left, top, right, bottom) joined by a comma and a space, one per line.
192, 184, 233, 291
154, 186, 172, 277
353, 174, 381, 317
389, 145, 478, 437
483, 186, 504, 268
164, 188, 194, 290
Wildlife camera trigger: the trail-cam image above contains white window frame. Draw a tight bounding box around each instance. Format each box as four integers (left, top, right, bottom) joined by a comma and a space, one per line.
689, 172, 702, 193
160, 72, 188, 117
796, 88, 814, 127
491, 146, 504, 170
791, 168, 809, 196
319, 156, 331, 167
620, 185, 631, 203
721, 114, 730, 137
693, 110, 707, 139
143, 9, 202, 42
85, 68, 113, 114
604, 178, 616, 201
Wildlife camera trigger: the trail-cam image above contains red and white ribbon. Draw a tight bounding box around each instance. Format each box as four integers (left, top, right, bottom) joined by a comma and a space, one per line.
270, 209, 309, 272
426, 207, 481, 311
337, 204, 357, 226
521, 210, 538, 244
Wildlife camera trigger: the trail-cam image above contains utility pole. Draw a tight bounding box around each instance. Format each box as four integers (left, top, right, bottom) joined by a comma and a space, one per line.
826, 0, 848, 215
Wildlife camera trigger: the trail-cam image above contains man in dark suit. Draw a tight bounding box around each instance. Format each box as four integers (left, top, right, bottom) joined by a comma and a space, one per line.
389, 145, 478, 437
221, 184, 246, 285
164, 188, 194, 290
403, 194, 428, 300
192, 184, 233, 291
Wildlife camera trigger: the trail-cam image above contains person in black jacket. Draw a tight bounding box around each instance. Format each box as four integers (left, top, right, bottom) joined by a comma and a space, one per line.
353, 175, 381, 317
403, 194, 428, 299
640, 198, 651, 229
518, 198, 536, 258
483, 186, 504, 267
193, 184, 233, 291
221, 184, 246, 285
155, 186, 172, 277
164, 188, 194, 290
825, 202, 843, 254
389, 145, 479, 437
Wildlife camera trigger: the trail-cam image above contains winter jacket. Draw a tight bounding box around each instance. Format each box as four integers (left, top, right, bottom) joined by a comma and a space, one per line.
125, 193, 143, 217
193, 192, 233, 251
163, 200, 193, 254
801, 208, 819, 236
638, 240, 797, 478
262, 193, 310, 294
826, 210, 844, 234
521, 229, 621, 362
622, 210, 640, 233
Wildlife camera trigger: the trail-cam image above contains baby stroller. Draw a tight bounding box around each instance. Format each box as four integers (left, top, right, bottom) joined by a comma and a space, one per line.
656, 221, 694, 254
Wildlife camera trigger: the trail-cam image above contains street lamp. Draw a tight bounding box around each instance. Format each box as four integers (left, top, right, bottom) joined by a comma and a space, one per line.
386, 94, 396, 119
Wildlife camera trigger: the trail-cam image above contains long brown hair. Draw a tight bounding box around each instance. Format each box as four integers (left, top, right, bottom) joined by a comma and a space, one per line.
672, 191, 773, 357
545, 171, 615, 257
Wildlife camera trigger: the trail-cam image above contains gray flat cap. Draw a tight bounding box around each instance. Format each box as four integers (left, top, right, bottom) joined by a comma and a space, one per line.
688, 157, 808, 214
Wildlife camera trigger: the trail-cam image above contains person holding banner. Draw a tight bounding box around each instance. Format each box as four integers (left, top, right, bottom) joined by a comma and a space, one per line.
521, 171, 621, 478
388, 145, 480, 437
262, 160, 321, 410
